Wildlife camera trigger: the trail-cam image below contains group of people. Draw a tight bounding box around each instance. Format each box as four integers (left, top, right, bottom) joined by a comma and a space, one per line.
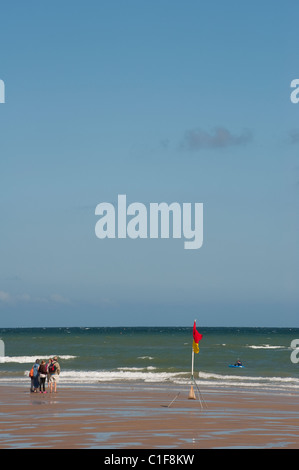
29, 356, 61, 394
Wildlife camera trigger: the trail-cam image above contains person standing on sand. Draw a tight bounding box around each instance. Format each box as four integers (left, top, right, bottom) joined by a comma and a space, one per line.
32, 359, 40, 392
38, 360, 47, 393
49, 356, 61, 393
46, 358, 52, 389
29, 362, 35, 392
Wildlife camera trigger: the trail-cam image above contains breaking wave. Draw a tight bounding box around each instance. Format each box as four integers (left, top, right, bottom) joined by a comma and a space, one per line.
246, 345, 285, 350
0, 355, 76, 364
1, 368, 296, 393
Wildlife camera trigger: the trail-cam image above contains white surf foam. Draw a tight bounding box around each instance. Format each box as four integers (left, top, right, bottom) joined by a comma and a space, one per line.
0, 355, 76, 364
246, 344, 285, 349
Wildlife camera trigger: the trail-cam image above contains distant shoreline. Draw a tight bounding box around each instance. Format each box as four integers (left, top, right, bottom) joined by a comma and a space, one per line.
1, 325, 299, 329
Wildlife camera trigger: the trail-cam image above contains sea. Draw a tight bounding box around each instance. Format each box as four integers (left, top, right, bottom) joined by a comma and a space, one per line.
0, 326, 299, 394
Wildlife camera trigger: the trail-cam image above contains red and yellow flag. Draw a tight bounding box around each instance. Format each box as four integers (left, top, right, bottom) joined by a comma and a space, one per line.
192, 321, 203, 353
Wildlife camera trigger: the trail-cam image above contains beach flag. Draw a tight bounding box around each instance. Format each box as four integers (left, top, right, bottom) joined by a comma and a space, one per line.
192, 321, 203, 354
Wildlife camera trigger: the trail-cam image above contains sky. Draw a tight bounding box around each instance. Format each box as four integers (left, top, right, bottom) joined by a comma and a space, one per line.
0, 1, 298, 327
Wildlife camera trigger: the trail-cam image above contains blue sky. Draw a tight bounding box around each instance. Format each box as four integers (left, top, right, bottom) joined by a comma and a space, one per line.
0, 1, 298, 327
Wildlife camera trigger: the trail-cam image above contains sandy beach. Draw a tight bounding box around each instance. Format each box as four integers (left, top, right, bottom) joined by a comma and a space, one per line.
0, 383, 299, 450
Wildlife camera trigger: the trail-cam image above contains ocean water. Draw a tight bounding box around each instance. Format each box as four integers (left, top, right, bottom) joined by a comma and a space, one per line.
0, 327, 299, 393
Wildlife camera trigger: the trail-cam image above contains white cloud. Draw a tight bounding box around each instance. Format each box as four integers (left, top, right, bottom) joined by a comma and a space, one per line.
16, 293, 31, 302
50, 294, 71, 305
0, 291, 11, 302
0, 291, 71, 305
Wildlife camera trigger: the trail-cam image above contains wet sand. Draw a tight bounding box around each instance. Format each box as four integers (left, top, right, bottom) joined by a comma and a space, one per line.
0, 383, 299, 449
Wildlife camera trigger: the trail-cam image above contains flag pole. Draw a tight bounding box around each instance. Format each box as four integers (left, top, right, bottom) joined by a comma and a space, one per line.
191, 347, 194, 379
189, 319, 206, 408
189, 320, 196, 400
191, 318, 196, 379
